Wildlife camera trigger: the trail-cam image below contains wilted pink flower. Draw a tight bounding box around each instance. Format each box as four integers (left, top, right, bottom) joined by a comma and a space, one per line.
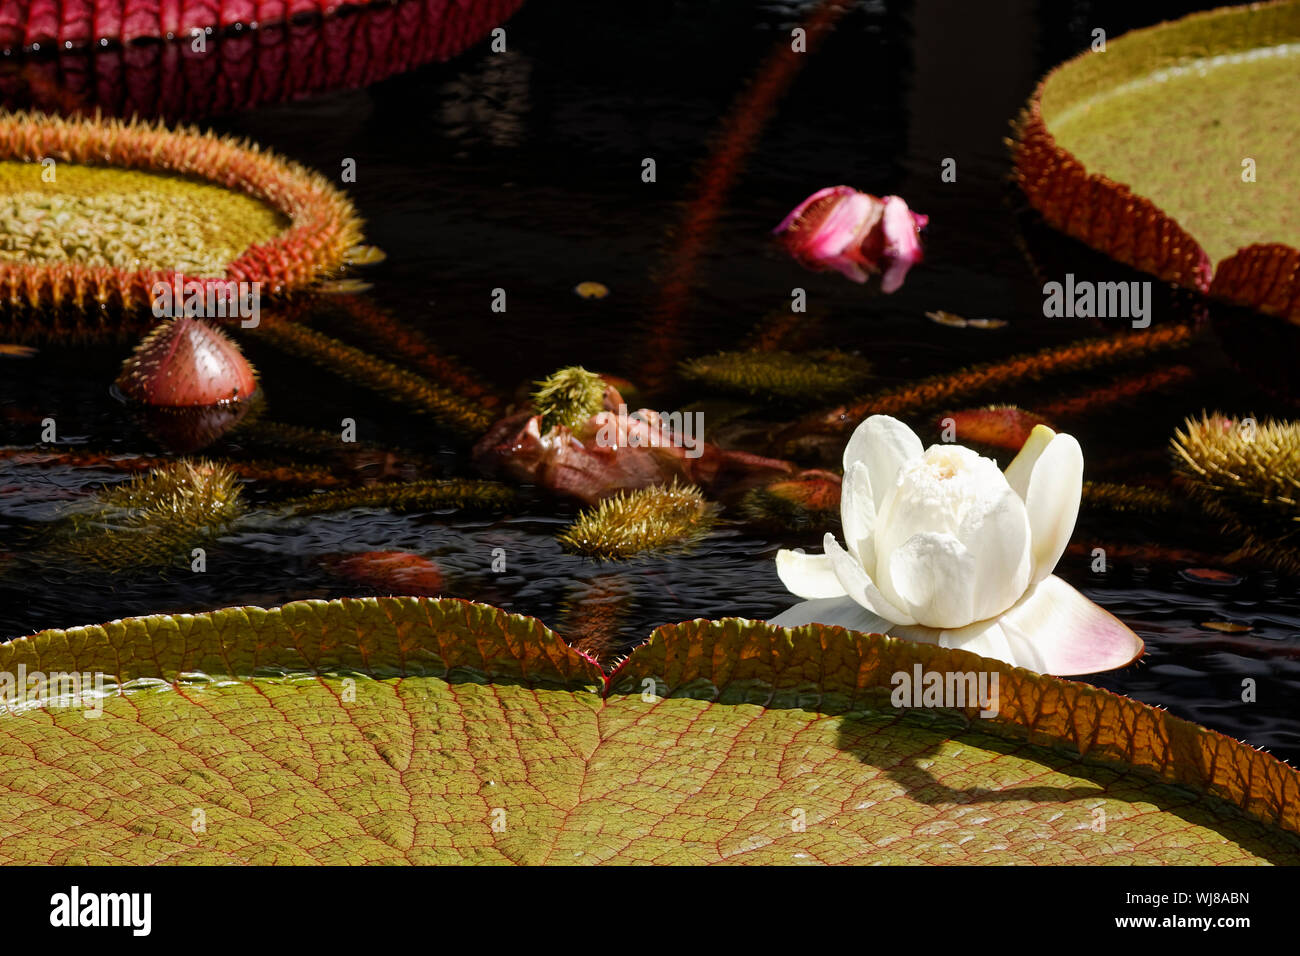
773, 186, 928, 291
472, 383, 792, 505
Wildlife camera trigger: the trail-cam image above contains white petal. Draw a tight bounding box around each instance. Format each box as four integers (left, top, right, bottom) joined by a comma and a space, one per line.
840, 462, 877, 567
871, 446, 1031, 623
824, 533, 916, 625
841, 415, 922, 509
1022, 432, 1083, 583
886, 532, 976, 628
776, 549, 847, 600
1003, 423, 1056, 500
889, 575, 1143, 676
769, 596, 893, 633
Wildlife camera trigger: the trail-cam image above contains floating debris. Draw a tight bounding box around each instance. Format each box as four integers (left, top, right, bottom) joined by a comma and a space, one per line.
558, 482, 717, 559
926, 310, 968, 328
574, 281, 609, 299
1180, 568, 1243, 586
1201, 620, 1252, 634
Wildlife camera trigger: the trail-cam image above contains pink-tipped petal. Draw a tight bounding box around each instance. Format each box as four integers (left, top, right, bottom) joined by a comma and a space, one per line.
878, 196, 926, 293
890, 574, 1144, 676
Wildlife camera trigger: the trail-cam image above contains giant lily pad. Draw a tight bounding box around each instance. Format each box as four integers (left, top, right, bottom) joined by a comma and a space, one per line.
1015, 0, 1300, 322
0, 111, 361, 313
1, 597, 1297, 864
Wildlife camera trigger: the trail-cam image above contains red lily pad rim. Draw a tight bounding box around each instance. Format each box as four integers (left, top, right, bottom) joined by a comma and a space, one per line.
9, 595, 1298, 839
1012, 0, 1300, 323
0, 110, 363, 312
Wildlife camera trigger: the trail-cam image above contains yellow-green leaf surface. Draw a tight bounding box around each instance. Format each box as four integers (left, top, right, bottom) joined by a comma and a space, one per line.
1041, 0, 1300, 266
2, 598, 1298, 864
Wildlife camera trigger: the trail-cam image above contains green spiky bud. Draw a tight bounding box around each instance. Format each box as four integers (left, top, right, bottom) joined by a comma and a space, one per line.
1172, 413, 1300, 517
532, 366, 607, 432
558, 482, 717, 559
58, 460, 245, 571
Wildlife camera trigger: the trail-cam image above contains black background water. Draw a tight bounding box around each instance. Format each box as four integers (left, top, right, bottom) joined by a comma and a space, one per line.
1, 0, 1297, 764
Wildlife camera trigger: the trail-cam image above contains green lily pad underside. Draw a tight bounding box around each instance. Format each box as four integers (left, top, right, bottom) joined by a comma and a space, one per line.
1043, 0, 1300, 267
1, 598, 1297, 865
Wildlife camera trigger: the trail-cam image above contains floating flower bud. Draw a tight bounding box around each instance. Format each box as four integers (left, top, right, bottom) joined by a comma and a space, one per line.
116, 317, 258, 452
773, 186, 928, 291
118, 317, 257, 407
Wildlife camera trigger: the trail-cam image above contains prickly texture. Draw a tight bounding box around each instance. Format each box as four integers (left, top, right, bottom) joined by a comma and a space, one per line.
558, 482, 717, 559
281, 479, 517, 517
0, 170, 282, 275
1173, 413, 1300, 517
0, 0, 521, 123
1037, 364, 1196, 420
1012, 0, 1300, 321
53, 459, 244, 571
0, 110, 361, 312
1211, 243, 1300, 323
1, 0, 387, 49
680, 350, 871, 401
117, 317, 257, 406
250, 321, 493, 438
314, 294, 504, 411
795, 323, 1196, 438
1081, 481, 1184, 517
533, 366, 607, 433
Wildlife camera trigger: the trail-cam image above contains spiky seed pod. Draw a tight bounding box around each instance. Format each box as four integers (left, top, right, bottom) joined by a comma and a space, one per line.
679, 350, 871, 402
117, 317, 257, 406
558, 482, 717, 559
0, 110, 362, 313
533, 366, 607, 432
280, 480, 517, 517
56, 460, 244, 571
1172, 413, 1300, 517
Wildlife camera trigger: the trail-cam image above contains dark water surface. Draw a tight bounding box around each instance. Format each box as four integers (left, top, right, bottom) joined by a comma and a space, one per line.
1, 1, 1297, 763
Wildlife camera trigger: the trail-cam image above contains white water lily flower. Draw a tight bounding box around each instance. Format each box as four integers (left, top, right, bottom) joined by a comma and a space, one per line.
770, 414, 1143, 675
